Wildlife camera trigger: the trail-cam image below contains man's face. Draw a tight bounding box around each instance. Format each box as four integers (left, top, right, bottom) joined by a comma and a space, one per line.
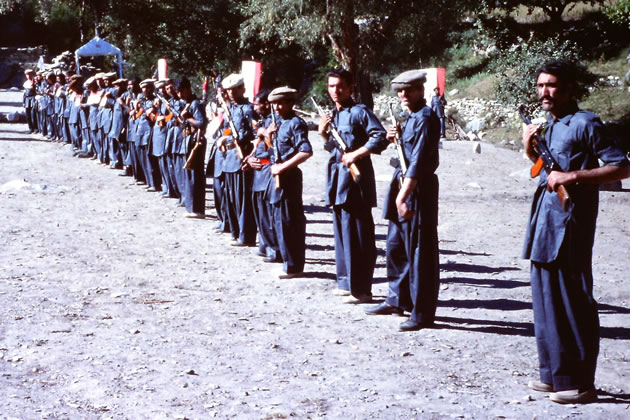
397, 85, 424, 111
178, 87, 191, 101
226, 85, 245, 102
142, 85, 153, 96
327, 76, 352, 105
127, 82, 134, 92
165, 83, 176, 97
537, 72, 572, 116
273, 99, 294, 117
253, 98, 270, 116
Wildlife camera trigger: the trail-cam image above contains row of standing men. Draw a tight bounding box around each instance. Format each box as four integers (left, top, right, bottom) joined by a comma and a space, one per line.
23, 67, 442, 332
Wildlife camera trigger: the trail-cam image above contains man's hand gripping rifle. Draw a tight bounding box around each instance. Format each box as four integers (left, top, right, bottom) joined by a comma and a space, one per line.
311, 97, 361, 183
518, 105, 571, 211
217, 92, 244, 161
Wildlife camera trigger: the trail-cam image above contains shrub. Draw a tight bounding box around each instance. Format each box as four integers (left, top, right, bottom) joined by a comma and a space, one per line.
493, 36, 595, 107
605, 0, 630, 29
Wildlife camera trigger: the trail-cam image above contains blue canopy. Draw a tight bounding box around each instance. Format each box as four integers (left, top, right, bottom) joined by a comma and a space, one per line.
75, 37, 123, 76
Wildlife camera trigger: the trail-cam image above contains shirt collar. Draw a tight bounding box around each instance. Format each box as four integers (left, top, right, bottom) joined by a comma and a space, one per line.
547, 100, 579, 126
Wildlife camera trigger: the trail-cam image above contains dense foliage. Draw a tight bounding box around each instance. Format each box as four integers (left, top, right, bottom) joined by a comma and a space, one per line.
605, 0, 630, 29
493, 37, 595, 107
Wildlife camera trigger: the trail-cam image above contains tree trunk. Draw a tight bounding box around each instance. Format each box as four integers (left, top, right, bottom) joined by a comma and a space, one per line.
325, 0, 374, 108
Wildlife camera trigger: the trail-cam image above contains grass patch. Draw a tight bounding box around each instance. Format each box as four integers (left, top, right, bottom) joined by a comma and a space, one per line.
587, 46, 630, 77
581, 87, 630, 121
448, 72, 497, 99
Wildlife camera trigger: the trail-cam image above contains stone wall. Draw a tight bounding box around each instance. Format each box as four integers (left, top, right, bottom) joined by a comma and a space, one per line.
0, 46, 48, 88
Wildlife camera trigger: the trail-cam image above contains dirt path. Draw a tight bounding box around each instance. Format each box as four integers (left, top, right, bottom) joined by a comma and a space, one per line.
1, 89, 629, 419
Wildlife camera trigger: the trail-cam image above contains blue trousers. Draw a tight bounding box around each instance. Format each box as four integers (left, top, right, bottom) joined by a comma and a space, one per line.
531, 253, 599, 391
253, 190, 279, 259
180, 149, 206, 214
165, 154, 179, 198
273, 196, 306, 274
128, 143, 145, 183
385, 208, 440, 323
225, 170, 257, 244
69, 123, 81, 150
25, 106, 37, 132
332, 202, 376, 296
213, 174, 229, 232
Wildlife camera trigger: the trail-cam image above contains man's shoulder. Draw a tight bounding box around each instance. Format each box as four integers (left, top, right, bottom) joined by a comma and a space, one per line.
287, 114, 307, 129
411, 105, 436, 120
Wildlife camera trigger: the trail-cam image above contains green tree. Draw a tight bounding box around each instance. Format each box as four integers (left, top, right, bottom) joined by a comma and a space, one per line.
493, 36, 594, 107
239, 0, 478, 106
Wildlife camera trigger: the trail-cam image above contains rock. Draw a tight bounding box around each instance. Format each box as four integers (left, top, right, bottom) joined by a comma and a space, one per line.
466, 118, 486, 133
7, 112, 21, 122
472, 143, 481, 154
448, 89, 459, 96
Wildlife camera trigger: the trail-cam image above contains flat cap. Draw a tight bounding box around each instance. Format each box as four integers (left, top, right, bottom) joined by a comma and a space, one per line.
391, 70, 427, 90
84, 76, 96, 87
154, 80, 166, 89
104, 72, 117, 79
268, 86, 298, 102
139, 79, 156, 88
69, 74, 82, 81
113, 78, 128, 85
94, 72, 106, 79
222, 73, 244, 89
24, 69, 35, 75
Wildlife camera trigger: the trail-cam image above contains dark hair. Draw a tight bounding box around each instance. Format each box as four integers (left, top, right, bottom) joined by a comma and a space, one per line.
535, 60, 578, 86
326, 68, 353, 85
176, 77, 191, 91
255, 89, 270, 102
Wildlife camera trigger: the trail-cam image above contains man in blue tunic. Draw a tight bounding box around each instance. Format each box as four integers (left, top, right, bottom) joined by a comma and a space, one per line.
176, 77, 207, 218
246, 89, 281, 262
136, 79, 159, 191
266, 87, 313, 278
22, 69, 38, 134
365, 70, 441, 332
216, 74, 257, 245
430, 87, 447, 139
108, 78, 129, 171
522, 60, 630, 404
317, 68, 388, 303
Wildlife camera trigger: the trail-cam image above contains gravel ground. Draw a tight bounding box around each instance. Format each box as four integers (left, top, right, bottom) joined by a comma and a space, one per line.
1, 89, 629, 419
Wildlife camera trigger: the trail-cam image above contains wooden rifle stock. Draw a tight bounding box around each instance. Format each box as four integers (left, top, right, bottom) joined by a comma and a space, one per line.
311, 97, 361, 183
518, 105, 571, 211
184, 124, 204, 170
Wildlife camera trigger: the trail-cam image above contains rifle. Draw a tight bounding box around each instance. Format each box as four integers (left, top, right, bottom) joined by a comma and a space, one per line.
154, 93, 186, 127
518, 105, 571, 211
388, 103, 408, 187
270, 111, 281, 189
311, 97, 361, 183
217, 91, 244, 161
184, 122, 204, 170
